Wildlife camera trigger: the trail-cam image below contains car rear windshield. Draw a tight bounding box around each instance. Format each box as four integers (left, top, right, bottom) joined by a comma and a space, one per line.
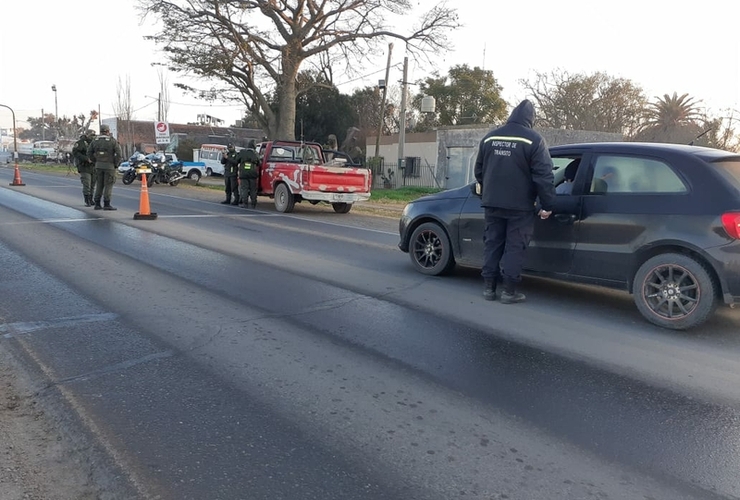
711, 160, 740, 187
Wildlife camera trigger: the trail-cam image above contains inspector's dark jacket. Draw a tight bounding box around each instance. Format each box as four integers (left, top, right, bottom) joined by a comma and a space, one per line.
237, 148, 261, 179
473, 100, 556, 212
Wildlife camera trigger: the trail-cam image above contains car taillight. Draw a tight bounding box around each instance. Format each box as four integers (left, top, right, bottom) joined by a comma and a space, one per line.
721, 212, 740, 239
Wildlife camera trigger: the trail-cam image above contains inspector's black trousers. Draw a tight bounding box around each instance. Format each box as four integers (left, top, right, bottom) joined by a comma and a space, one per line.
224, 175, 239, 202
481, 208, 535, 287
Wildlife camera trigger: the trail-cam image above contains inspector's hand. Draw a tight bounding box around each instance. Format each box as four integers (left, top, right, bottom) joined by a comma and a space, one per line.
538, 209, 552, 220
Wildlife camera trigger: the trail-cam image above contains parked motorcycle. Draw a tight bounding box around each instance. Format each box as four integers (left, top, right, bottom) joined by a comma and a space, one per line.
122, 153, 185, 187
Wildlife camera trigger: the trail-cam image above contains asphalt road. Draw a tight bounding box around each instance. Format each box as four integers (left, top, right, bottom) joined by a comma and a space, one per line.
2, 166, 740, 499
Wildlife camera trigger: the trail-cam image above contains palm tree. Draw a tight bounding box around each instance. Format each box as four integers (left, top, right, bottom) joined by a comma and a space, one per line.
634, 92, 703, 143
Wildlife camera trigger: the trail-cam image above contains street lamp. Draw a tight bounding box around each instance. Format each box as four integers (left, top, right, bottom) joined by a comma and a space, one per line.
0, 102, 26, 186
51, 84, 58, 139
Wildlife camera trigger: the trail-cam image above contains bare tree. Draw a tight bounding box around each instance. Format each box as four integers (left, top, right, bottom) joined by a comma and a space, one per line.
520, 70, 646, 137
138, 0, 460, 140
158, 68, 171, 122
113, 75, 136, 156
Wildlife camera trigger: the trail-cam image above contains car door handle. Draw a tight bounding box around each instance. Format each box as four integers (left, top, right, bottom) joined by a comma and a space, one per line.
554, 213, 577, 224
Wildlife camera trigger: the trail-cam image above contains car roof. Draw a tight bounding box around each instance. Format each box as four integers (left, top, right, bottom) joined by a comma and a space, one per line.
550, 141, 740, 162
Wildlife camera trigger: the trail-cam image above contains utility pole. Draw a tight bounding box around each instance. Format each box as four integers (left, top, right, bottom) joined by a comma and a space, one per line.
397, 56, 408, 173
42, 108, 45, 141
374, 43, 393, 159
51, 84, 58, 139
158, 92, 162, 122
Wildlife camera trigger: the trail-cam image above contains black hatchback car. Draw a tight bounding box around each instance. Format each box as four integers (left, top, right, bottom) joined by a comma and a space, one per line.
398, 142, 740, 330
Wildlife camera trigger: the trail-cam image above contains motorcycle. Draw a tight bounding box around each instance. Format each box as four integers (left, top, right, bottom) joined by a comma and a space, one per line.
122, 153, 185, 187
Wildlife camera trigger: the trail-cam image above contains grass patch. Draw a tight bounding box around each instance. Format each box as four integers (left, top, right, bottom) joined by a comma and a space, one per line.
370, 186, 442, 203
13, 163, 72, 173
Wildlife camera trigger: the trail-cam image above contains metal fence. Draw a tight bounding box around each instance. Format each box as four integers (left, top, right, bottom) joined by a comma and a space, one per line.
368, 157, 442, 190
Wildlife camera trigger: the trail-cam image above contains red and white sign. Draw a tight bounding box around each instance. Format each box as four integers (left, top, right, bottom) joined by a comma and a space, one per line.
155, 121, 170, 145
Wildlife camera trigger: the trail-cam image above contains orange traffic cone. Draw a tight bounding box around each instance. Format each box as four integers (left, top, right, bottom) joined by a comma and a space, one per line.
133, 173, 157, 220
9, 163, 25, 186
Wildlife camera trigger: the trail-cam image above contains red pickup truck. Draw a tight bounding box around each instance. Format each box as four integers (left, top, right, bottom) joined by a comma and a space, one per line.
255, 140, 371, 213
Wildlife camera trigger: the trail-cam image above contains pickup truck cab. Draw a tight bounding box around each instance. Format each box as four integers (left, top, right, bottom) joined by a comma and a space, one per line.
256, 140, 371, 213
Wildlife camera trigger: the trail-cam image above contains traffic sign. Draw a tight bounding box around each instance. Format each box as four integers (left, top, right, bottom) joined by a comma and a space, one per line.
155, 121, 170, 145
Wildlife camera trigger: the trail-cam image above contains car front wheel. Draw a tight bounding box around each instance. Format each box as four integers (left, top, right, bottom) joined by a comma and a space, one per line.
409, 222, 455, 276
633, 253, 717, 330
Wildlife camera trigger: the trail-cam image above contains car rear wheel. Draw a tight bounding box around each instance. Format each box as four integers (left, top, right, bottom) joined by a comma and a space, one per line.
206, 167, 213, 176
633, 253, 717, 330
332, 202, 352, 213
409, 222, 455, 276
187, 169, 201, 181
274, 183, 295, 213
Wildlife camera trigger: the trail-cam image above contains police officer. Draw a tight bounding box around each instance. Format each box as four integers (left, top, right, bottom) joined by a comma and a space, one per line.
220, 144, 240, 205
72, 129, 97, 206
237, 140, 261, 208
87, 124, 122, 211
473, 99, 556, 304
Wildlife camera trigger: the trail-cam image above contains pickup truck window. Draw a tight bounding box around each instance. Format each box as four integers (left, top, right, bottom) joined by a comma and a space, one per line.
270, 147, 295, 161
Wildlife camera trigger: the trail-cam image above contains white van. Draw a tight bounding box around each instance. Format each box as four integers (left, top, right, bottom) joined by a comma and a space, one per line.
195, 144, 226, 176
195, 144, 245, 176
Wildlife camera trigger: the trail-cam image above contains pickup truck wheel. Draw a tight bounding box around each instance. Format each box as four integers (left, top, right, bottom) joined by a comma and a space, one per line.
332, 202, 352, 214
187, 169, 201, 181
274, 183, 295, 213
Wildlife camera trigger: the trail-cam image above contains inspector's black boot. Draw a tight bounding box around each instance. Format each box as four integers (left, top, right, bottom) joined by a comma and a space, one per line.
84, 195, 92, 207
220, 198, 231, 205
483, 278, 497, 301
103, 201, 117, 211
94, 199, 102, 210
500, 280, 525, 304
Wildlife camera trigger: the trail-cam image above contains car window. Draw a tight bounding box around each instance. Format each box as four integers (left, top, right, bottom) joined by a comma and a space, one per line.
711, 160, 740, 188
589, 155, 687, 194
552, 156, 581, 193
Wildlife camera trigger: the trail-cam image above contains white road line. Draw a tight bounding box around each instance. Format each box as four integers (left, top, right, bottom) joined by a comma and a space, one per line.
1, 312, 118, 338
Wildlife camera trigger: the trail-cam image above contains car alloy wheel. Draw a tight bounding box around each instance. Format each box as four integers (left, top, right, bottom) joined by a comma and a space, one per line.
642, 264, 699, 319
633, 252, 717, 330
409, 222, 454, 276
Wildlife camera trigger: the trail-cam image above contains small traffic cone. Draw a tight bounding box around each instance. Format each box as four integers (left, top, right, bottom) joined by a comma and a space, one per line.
133, 173, 157, 220
9, 163, 25, 186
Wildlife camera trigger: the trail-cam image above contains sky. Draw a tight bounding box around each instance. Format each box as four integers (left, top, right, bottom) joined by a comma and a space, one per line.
1, 0, 739, 132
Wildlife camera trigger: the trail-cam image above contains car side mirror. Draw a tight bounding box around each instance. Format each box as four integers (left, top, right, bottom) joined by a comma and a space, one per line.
470, 182, 481, 197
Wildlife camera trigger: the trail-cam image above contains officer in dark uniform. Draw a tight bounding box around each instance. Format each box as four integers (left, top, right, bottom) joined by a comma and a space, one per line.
72, 129, 97, 206
87, 124, 122, 210
474, 99, 556, 304
220, 144, 240, 205
237, 140, 261, 208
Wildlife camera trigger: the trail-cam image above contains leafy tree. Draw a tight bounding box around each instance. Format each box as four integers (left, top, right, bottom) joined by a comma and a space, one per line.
411, 64, 507, 131
348, 85, 399, 131
139, 0, 460, 141
20, 111, 98, 141
520, 70, 646, 136
294, 71, 357, 145
634, 92, 703, 142
699, 112, 740, 152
